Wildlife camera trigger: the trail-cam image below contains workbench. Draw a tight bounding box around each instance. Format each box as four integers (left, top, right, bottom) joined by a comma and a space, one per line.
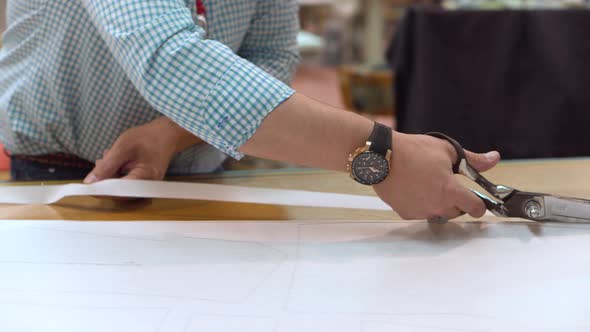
2, 158, 589, 221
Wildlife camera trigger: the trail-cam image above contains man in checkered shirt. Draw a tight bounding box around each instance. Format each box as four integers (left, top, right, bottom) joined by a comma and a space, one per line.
0, 0, 501, 220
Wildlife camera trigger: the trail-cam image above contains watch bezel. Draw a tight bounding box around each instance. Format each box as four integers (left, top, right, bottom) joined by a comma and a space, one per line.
349, 150, 390, 186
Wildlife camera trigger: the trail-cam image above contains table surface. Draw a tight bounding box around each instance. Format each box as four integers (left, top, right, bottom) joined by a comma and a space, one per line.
1, 158, 590, 221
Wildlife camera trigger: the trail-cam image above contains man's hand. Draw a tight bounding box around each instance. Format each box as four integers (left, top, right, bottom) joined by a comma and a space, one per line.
84, 117, 202, 183
239, 93, 500, 221
374, 132, 501, 220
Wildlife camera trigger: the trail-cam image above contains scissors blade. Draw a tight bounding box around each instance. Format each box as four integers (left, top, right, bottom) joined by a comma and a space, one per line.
501, 191, 590, 223
543, 196, 590, 223
470, 189, 510, 217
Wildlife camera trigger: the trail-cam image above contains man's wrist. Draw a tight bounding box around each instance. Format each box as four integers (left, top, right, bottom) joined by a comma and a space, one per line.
152, 116, 203, 154
347, 123, 394, 185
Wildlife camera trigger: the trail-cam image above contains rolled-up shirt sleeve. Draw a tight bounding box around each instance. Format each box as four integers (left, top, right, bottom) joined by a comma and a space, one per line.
80, 0, 294, 159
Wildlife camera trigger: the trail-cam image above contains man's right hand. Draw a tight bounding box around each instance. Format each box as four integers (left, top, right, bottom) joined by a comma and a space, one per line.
374, 132, 501, 220
84, 116, 203, 184
239, 92, 501, 221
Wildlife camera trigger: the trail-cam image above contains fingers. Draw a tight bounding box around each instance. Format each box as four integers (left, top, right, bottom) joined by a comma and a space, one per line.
84, 145, 131, 184
448, 181, 487, 218
418, 181, 487, 222
398, 202, 465, 222
430, 134, 500, 172
427, 207, 464, 223
441, 207, 465, 220
121, 166, 162, 181
118, 160, 166, 181
465, 150, 500, 172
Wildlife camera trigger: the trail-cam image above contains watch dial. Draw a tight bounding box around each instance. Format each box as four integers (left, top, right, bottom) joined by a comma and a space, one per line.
351, 152, 390, 185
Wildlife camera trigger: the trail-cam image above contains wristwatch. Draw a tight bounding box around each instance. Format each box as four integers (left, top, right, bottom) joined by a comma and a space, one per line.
347, 122, 392, 185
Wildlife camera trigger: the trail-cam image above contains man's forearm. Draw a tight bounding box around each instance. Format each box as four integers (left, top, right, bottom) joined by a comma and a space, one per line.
239, 93, 375, 172
93, 92, 500, 221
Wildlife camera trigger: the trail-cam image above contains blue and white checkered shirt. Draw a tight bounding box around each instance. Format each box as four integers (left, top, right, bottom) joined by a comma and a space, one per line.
0, 0, 299, 174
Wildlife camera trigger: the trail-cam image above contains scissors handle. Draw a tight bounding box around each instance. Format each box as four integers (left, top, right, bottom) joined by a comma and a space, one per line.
426, 132, 467, 175
426, 132, 513, 201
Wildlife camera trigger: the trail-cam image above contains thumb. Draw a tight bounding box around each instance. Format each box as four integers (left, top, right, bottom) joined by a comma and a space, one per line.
465, 150, 501, 172
84, 146, 131, 184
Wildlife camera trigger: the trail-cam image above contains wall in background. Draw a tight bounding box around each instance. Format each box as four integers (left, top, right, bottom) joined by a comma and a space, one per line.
0, 0, 6, 33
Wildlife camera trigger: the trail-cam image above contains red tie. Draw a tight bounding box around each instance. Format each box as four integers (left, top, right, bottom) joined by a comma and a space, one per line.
196, 0, 206, 17
196, 0, 207, 33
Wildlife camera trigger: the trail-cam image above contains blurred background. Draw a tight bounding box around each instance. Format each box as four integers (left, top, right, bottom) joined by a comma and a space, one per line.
0, 0, 4, 34
2, 0, 590, 173
0, 0, 6, 174
238, 0, 590, 169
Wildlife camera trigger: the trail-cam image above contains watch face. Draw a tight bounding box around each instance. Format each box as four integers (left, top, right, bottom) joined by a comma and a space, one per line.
351, 152, 390, 185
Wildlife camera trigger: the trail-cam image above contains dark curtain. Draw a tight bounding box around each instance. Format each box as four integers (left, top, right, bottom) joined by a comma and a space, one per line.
388, 7, 590, 158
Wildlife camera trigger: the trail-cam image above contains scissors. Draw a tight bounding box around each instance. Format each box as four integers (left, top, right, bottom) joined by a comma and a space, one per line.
427, 132, 590, 224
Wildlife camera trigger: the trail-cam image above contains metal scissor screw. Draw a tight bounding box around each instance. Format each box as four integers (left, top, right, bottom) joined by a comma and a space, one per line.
525, 200, 544, 219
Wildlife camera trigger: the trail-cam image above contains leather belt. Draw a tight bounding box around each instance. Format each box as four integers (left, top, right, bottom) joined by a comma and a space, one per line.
10, 152, 95, 169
